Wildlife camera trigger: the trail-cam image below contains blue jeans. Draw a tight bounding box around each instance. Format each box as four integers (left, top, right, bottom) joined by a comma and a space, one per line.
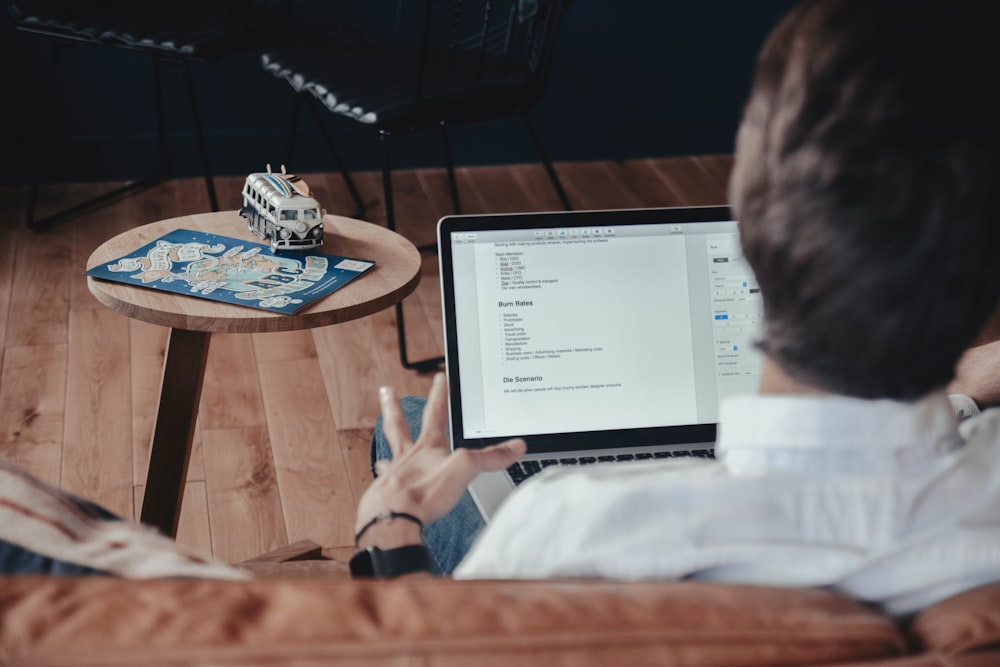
371, 396, 486, 575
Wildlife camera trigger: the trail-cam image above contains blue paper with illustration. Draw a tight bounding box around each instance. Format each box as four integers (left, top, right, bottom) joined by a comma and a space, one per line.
85, 229, 375, 314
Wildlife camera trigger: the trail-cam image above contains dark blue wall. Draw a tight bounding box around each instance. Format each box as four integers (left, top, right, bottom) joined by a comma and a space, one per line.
0, 1, 797, 185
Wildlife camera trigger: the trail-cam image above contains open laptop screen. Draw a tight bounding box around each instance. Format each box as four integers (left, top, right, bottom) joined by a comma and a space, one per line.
439, 207, 763, 455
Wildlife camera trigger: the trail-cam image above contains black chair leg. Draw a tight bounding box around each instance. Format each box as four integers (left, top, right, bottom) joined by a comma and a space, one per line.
379, 130, 443, 373
394, 301, 444, 373
25, 43, 164, 233
378, 130, 397, 232
285, 93, 303, 169
440, 121, 462, 215
153, 56, 172, 178
24, 42, 59, 231
181, 62, 219, 211
180, 60, 218, 211
523, 114, 572, 211
303, 96, 365, 219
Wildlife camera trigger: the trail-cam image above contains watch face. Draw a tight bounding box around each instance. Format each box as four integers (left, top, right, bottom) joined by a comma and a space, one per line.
349, 548, 376, 578
349, 546, 432, 578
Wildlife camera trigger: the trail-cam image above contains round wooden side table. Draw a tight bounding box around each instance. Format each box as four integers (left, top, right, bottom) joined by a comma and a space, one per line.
87, 210, 421, 538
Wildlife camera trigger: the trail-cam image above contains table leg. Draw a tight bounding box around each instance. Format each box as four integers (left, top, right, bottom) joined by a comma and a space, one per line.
139, 328, 211, 538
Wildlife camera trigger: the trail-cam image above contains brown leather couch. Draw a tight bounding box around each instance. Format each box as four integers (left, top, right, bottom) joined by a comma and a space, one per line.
1, 559, 998, 666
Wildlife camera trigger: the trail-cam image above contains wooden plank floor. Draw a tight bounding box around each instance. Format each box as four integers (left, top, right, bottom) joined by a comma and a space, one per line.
0, 156, 732, 564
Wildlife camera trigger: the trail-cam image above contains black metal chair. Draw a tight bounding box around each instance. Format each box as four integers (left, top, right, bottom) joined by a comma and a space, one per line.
260, 0, 573, 372
6, 0, 290, 232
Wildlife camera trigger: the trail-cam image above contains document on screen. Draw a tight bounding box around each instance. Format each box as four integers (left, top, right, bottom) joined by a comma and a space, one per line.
460, 233, 698, 438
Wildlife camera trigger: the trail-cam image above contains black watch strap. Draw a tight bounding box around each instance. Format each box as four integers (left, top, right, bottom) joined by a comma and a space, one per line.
349, 544, 433, 578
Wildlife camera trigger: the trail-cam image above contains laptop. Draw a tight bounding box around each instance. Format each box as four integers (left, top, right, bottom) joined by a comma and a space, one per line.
437, 206, 764, 521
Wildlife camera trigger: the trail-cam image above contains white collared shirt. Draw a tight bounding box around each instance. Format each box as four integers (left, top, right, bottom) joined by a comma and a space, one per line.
455, 392, 1000, 617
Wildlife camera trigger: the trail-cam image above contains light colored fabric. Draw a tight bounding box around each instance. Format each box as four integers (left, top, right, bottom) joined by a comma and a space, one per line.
0, 462, 248, 580
455, 391, 1000, 618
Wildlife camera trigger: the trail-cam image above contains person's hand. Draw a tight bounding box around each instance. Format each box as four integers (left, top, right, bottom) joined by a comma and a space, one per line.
948, 339, 1000, 408
355, 373, 526, 548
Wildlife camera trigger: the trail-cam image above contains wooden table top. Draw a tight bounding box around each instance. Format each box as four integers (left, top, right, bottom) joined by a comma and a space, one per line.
86, 210, 422, 333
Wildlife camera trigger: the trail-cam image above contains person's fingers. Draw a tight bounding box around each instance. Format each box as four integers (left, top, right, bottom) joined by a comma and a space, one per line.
419, 373, 450, 448
378, 385, 413, 456
361, 436, 527, 526
444, 438, 527, 479
417, 439, 526, 522
475, 438, 528, 471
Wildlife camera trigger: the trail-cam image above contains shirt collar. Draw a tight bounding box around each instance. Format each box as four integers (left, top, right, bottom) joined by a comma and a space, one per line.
716, 391, 964, 475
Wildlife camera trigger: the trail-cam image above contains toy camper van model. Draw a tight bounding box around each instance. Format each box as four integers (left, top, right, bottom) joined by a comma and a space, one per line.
239, 164, 325, 252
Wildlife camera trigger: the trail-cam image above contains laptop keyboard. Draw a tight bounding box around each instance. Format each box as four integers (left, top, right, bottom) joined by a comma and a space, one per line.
506, 449, 715, 486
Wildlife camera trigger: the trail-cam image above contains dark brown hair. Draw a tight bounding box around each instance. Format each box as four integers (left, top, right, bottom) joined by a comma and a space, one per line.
730, 0, 1000, 399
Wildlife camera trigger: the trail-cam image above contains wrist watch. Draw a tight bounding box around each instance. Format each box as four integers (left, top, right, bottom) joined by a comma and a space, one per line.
349, 544, 433, 578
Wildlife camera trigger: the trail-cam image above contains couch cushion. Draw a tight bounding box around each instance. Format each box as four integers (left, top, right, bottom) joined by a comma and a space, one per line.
0, 577, 904, 666
908, 583, 1000, 654
826, 652, 1000, 666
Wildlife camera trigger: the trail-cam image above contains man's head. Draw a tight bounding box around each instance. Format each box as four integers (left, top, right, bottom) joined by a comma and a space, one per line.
730, 0, 1000, 400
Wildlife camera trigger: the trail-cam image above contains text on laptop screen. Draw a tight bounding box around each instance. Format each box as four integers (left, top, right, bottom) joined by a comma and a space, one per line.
440, 209, 764, 446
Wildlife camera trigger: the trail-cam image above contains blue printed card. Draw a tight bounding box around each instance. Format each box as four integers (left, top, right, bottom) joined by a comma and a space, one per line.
85, 229, 375, 315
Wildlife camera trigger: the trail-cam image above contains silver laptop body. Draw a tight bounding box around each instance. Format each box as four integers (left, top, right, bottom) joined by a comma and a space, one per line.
437, 206, 763, 520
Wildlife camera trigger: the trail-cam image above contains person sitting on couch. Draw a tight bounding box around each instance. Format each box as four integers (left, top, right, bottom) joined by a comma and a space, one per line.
354, 0, 1000, 620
